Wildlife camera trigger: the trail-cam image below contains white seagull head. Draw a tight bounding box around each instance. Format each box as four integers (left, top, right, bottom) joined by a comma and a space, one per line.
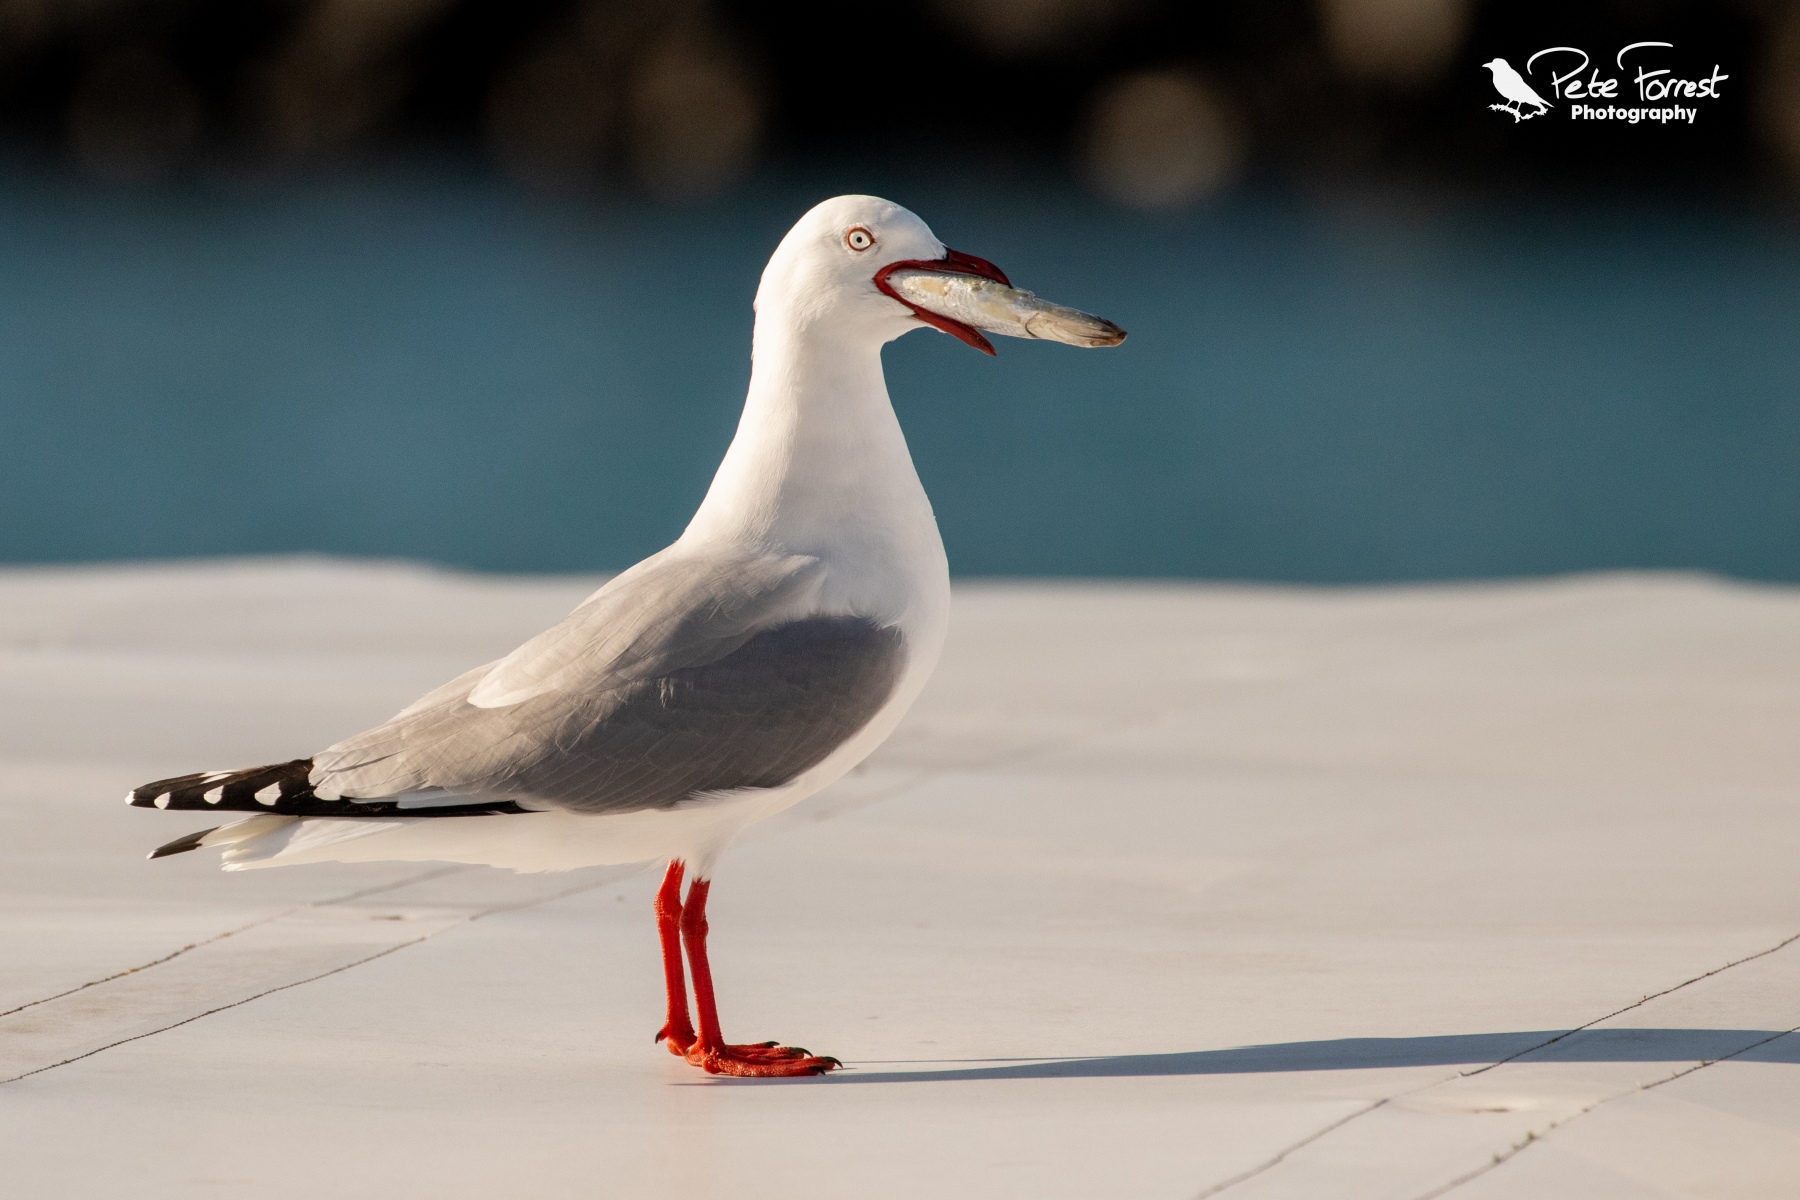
756, 194, 1125, 356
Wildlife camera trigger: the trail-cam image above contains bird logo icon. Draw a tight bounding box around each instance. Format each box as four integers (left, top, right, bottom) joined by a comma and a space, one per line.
1483, 58, 1551, 121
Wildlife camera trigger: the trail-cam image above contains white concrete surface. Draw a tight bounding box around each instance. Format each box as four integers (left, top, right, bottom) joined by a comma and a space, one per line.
3, 559, 1799, 1198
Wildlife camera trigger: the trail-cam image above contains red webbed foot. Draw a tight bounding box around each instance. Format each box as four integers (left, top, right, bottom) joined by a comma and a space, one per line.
657, 1027, 828, 1070
685, 1041, 841, 1077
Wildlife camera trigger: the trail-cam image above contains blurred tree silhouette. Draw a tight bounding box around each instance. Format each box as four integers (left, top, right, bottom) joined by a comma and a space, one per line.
0, 0, 1769, 200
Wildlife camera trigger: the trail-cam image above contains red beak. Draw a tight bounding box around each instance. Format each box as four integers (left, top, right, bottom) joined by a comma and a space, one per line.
874, 248, 1013, 356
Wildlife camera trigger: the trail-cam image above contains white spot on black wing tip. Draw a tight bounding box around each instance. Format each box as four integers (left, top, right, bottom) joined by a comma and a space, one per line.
203, 787, 224, 804
153, 793, 171, 809
254, 783, 281, 806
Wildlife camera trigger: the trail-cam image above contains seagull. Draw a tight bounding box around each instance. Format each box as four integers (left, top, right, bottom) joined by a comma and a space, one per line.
128, 194, 1125, 1078
1483, 58, 1551, 121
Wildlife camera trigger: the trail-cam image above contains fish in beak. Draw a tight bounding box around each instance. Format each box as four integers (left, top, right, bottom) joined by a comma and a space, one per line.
876, 250, 1126, 355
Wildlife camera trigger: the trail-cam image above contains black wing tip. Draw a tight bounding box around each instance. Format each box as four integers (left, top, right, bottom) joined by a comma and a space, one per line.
128, 758, 314, 812
148, 827, 216, 859
128, 757, 536, 819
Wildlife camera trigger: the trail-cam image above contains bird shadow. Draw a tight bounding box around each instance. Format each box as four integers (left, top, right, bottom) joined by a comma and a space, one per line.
818, 1028, 1800, 1085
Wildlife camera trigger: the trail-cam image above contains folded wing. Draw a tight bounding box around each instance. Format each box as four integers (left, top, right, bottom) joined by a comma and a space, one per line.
305, 549, 909, 815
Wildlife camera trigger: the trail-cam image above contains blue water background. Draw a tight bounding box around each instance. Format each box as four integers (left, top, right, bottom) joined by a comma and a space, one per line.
1, 164, 1796, 581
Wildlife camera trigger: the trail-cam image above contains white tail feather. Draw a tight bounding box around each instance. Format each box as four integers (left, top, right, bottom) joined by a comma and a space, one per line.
200, 813, 300, 847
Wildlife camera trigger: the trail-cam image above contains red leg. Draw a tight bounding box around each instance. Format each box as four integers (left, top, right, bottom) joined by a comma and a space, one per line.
677, 874, 839, 1077
653, 860, 696, 1055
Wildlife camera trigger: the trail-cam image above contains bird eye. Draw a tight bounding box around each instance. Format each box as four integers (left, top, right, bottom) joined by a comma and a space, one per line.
845, 227, 874, 251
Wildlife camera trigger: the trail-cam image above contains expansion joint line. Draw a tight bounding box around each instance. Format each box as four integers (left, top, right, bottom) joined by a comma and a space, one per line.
1189, 924, 1800, 1200
0, 869, 606, 1088
0, 935, 434, 1086
0, 864, 471, 1022
1457, 927, 1800, 1077
1191, 1099, 1390, 1199
809, 705, 1167, 824
1412, 1023, 1800, 1200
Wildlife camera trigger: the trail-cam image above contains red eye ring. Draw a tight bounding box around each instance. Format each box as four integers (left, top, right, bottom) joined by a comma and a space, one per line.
845, 226, 875, 251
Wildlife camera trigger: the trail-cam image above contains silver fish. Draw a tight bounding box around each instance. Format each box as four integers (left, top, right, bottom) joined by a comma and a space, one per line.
886, 270, 1127, 349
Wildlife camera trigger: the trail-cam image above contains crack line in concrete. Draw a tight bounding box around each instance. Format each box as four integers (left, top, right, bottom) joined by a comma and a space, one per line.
310, 864, 475, 906
0, 918, 275, 1021
0, 866, 602, 1087
804, 707, 1165, 826
1457, 927, 1800, 1078
1190, 1099, 1390, 1199
1188, 925, 1800, 1198
1414, 1025, 1800, 1200
0, 864, 472, 1022
0, 935, 435, 1086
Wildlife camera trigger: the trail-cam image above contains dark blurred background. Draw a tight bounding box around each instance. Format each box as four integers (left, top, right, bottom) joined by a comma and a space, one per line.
0, 0, 1796, 580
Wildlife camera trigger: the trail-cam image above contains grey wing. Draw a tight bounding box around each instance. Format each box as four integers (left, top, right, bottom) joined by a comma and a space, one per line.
482, 614, 906, 812
310, 550, 907, 815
